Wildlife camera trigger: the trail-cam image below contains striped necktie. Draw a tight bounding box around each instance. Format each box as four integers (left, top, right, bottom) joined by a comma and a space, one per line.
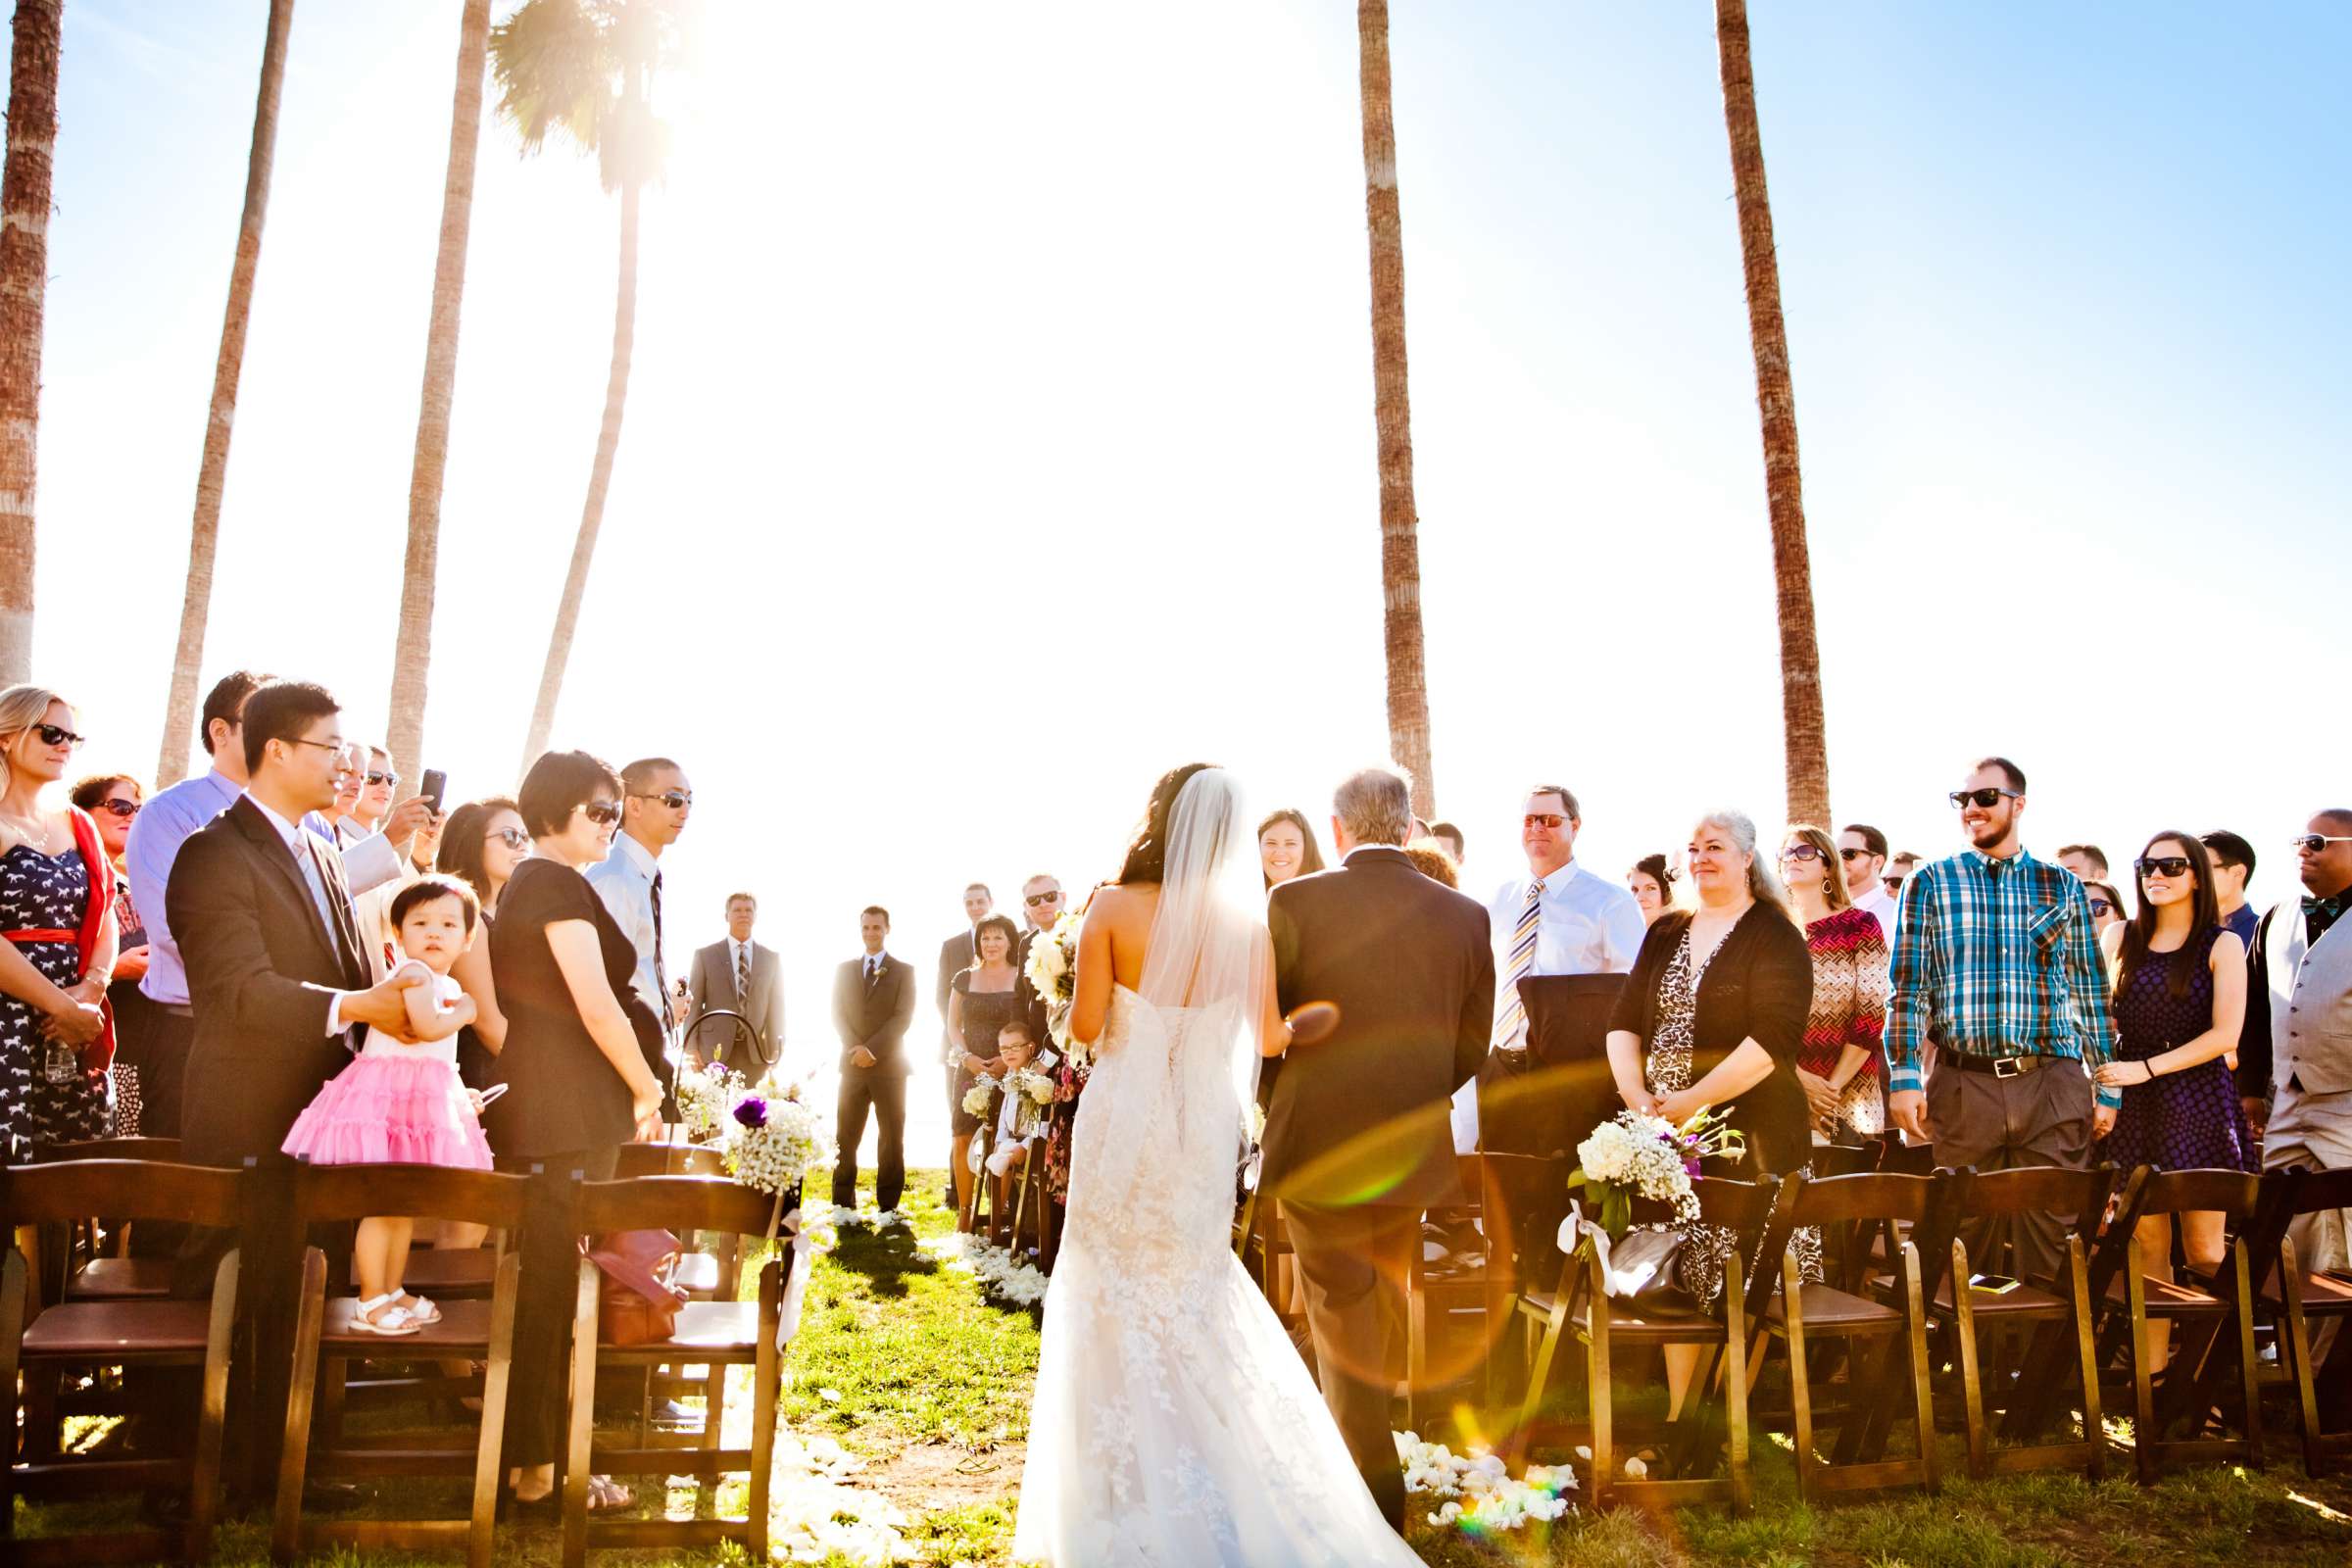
737, 943, 752, 1005
1492, 877, 1544, 1052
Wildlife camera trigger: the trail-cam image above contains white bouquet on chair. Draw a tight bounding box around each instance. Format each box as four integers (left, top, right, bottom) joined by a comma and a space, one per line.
1010, 1066, 1057, 1107
1023, 908, 1083, 1061
1565, 1105, 1745, 1238
721, 1078, 834, 1200
675, 1059, 741, 1146
961, 1074, 1003, 1119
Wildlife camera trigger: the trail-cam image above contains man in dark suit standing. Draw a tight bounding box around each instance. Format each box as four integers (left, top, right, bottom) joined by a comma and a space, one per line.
835, 905, 917, 1213
934, 882, 992, 1201
165, 680, 424, 1496
1263, 765, 1494, 1532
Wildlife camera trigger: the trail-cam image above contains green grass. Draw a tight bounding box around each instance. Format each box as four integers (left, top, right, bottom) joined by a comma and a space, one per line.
15, 1171, 2352, 1565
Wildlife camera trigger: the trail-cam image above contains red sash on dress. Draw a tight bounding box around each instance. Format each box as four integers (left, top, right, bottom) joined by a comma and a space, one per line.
0, 808, 119, 1071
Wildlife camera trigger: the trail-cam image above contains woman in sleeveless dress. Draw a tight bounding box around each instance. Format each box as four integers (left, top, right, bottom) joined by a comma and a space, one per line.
1014, 764, 1418, 1567
2092, 831, 2249, 1374
949, 914, 1023, 1227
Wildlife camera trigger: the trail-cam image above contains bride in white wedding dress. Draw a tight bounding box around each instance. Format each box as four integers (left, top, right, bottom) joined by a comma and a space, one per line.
1012, 764, 1424, 1567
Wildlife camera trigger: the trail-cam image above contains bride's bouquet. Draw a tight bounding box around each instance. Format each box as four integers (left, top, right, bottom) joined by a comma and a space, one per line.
1022, 908, 1083, 1062
1566, 1105, 1746, 1240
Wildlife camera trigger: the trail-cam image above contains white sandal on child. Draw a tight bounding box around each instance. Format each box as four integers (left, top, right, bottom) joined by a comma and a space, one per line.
348, 1292, 420, 1336
398, 1293, 441, 1325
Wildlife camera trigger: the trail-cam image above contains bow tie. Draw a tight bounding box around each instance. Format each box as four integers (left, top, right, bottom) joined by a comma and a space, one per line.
2304, 894, 2346, 921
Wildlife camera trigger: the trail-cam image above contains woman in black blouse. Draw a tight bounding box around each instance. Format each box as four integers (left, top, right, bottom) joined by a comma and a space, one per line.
488, 751, 665, 1516
1605, 808, 1816, 1423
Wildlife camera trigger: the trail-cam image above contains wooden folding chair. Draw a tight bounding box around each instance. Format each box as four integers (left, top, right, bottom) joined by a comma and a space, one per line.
1934, 1164, 2115, 1479
1509, 1174, 1796, 1512
30, 1136, 184, 1302
1401, 1152, 1561, 1427
2089, 1166, 2267, 1482
612, 1142, 742, 1449
2262, 1165, 2352, 1477
270, 1164, 528, 1568
1759, 1169, 1955, 1502
563, 1176, 792, 1567
1, 1157, 242, 1565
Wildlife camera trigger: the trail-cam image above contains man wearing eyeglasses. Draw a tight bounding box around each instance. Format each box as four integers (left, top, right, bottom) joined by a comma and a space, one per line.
2236, 812, 2352, 1325
1885, 758, 2119, 1283
587, 757, 692, 1118
1466, 784, 1645, 1155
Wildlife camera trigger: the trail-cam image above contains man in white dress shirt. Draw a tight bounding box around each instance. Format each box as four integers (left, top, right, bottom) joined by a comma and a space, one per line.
1840, 822, 1901, 941
588, 757, 692, 1108
1459, 785, 1644, 1151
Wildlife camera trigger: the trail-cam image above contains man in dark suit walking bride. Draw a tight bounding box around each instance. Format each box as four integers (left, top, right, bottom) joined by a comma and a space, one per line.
1261, 764, 1495, 1529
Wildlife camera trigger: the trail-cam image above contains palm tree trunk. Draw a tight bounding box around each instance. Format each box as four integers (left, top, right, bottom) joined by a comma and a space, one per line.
520, 175, 637, 772
1355, 0, 1435, 818
0, 0, 63, 687
156, 0, 295, 788
1715, 0, 1830, 827
386, 0, 490, 791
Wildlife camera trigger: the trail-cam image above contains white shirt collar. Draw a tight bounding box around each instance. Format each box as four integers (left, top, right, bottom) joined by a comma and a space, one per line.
243, 791, 308, 853
863, 949, 889, 967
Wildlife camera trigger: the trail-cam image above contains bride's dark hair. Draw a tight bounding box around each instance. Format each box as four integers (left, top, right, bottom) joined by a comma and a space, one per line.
1113, 762, 1217, 886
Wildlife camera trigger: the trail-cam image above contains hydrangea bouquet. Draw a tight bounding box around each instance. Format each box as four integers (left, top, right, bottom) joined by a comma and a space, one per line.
1566, 1105, 1746, 1240
674, 1058, 741, 1146
1010, 1066, 1057, 1107
720, 1077, 834, 1204
1022, 907, 1083, 1061
960, 1074, 1003, 1119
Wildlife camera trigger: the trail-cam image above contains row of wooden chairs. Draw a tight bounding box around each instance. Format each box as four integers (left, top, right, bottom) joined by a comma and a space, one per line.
3, 1146, 797, 1567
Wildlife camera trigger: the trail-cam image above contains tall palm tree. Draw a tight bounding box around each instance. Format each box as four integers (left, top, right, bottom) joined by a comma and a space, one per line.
1354, 0, 1435, 819
156, 0, 297, 788
0, 0, 64, 687
385, 0, 493, 791
492, 0, 687, 771
1715, 0, 1830, 826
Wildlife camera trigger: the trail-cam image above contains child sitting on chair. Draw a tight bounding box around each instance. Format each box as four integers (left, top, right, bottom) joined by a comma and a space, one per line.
281, 875, 495, 1335
985, 1017, 1059, 1179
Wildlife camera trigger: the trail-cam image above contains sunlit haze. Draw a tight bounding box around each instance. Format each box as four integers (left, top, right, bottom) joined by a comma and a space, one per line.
32, 2, 2348, 1158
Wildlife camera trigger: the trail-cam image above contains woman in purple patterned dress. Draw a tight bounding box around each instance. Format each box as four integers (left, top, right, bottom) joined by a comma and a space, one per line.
2092, 831, 2250, 1375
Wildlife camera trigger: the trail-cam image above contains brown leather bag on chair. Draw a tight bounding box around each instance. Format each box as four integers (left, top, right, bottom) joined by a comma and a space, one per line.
587, 1229, 689, 1346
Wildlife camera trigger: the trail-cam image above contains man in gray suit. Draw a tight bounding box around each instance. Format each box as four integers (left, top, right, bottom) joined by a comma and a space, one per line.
687, 891, 785, 1070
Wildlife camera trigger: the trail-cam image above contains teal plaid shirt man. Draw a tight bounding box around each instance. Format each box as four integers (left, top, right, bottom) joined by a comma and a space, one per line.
1886, 846, 2122, 1109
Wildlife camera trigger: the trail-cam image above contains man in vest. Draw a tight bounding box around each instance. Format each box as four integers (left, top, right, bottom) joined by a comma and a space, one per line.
2238, 808, 2352, 1369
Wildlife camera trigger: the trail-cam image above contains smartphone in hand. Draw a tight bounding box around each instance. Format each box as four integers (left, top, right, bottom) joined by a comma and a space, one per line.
419, 768, 447, 813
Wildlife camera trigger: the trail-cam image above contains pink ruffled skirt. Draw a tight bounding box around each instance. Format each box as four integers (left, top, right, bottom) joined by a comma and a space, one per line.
281, 1054, 493, 1170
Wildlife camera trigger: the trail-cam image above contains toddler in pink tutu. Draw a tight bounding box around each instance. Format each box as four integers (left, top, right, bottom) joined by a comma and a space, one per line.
283, 875, 494, 1336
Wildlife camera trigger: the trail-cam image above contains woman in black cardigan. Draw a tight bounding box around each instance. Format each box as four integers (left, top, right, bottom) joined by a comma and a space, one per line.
1605, 808, 1818, 1423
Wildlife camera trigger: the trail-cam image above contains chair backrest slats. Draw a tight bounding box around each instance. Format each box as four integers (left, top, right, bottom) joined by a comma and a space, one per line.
614, 1143, 728, 1180
577, 1175, 785, 1239
2130, 1167, 2264, 1222
35, 1136, 184, 1165
290, 1163, 531, 1231
1786, 1170, 1942, 1227
1957, 1163, 2117, 1226
4, 1158, 243, 1229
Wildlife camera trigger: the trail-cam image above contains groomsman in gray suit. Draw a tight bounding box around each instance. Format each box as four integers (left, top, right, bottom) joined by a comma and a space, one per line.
687, 891, 785, 1070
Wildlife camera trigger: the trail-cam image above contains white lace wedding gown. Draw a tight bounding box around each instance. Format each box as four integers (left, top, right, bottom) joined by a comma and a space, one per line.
1012, 984, 1424, 1566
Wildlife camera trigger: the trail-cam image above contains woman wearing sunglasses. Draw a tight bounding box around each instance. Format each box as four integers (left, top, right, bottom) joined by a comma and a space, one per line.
0, 685, 117, 1159
433, 796, 529, 1095
485, 751, 666, 1518
2091, 833, 2254, 1375
67, 772, 150, 1133
1778, 823, 1889, 1146
2082, 880, 2129, 939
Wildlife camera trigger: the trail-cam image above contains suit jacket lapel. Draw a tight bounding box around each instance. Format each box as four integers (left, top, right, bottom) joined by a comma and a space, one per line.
312, 833, 368, 988
231, 800, 344, 976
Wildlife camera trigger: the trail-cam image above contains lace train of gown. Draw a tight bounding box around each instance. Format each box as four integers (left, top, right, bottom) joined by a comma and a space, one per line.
1013, 987, 1422, 1566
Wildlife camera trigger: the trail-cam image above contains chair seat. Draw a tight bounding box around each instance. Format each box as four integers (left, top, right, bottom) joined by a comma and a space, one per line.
1927, 1277, 2068, 1318
401, 1248, 499, 1294
2262, 1269, 2352, 1313
65, 1256, 176, 1300
22, 1298, 213, 1357
602, 1300, 760, 1356
674, 1252, 721, 1297
1768, 1282, 1899, 1332
2105, 1271, 2225, 1316
320, 1295, 498, 1350
1516, 1286, 1723, 1343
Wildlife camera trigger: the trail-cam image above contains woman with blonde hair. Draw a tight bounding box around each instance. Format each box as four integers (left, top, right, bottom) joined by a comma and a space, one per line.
1779, 822, 1889, 1146
0, 685, 118, 1155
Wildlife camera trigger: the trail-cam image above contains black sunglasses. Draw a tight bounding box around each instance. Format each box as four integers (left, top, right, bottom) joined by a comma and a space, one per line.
1948, 787, 2021, 809
364, 769, 399, 789
1883, 874, 1906, 891
96, 797, 140, 819
2087, 898, 2114, 917
580, 799, 623, 827
2135, 856, 2192, 878
1781, 843, 1825, 862
32, 723, 84, 748
1838, 847, 1874, 862
1024, 891, 1061, 906
486, 826, 530, 851
630, 789, 693, 809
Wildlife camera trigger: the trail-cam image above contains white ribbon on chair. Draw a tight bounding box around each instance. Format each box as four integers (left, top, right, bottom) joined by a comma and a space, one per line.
776, 1205, 814, 1351
1557, 1207, 1678, 1300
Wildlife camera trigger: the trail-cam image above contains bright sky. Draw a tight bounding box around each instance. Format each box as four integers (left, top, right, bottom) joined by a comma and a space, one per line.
30, 2, 2350, 1155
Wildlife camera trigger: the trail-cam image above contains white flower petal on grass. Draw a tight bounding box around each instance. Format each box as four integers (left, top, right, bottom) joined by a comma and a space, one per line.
1396, 1430, 1577, 1532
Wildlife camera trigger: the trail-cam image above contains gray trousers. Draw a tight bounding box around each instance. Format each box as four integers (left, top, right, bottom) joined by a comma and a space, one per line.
1925, 1058, 2092, 1283
1282, 1200, 1419, 1532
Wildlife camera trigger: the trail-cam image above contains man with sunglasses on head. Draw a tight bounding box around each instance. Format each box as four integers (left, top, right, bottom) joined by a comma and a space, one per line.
587, 757, 692, 1119
1884, 758, 2119, 1284
2235, 812, 2352, 1331
1466, 784, 1645, 1155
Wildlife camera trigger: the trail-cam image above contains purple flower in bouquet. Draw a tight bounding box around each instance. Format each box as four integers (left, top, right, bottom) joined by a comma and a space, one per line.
732, 1096, 769, 1129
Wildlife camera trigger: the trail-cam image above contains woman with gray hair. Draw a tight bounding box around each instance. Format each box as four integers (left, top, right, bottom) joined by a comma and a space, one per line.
1603, 808, 1818, 1429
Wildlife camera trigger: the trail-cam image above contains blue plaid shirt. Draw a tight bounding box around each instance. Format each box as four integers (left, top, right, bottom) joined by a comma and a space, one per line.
1886, 846, 2119, 1108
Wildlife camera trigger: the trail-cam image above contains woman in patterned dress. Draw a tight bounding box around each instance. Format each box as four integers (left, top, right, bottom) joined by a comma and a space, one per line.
948, 913, 1023, 1227
0, 687, 116, 1159
2091, 831, 2250, 1374
1779, 823, 1889, 1147
69, 772, 147, 1134
1606, 808, 1818, 1428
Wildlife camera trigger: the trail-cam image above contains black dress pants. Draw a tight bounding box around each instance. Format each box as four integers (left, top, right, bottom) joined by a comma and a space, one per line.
495, 1145, 620, 1470
834, 1065, 905, 1211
